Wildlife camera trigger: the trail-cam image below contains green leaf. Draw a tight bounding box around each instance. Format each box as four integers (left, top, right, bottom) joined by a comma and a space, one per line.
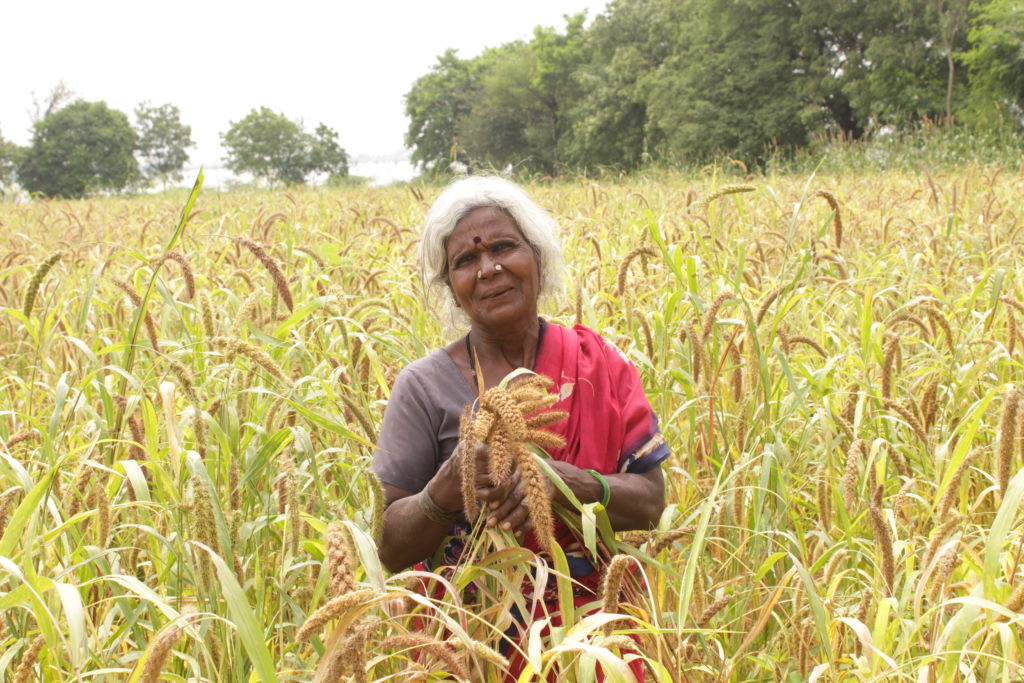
983, 467, 1024, 596
547, 541, 576, 633
934, 391, 995, 512
753, 552, 788, 581
0, 465, 57, 557
792, 554, 834, 664
196, 541, 279, 683
47, 372, 70, 440
54, 580, 86, 665
102, 574, 180, 620
341, 520, 385, 590
114, 169, 203, 435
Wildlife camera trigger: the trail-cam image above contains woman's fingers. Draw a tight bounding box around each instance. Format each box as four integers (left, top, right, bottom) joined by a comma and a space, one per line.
473, 441, 489, 457
472, 442, 490, 471
446, 441, 482, 488
465, 449, 538, 536
486, 478, 534, 534
499, 502, 532, 535
484, 480, 518, 524
459, 442, 491, 480
476, 467, 518, 502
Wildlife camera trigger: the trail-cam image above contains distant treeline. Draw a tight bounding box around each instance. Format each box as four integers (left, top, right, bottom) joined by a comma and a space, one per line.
0, 87, 349, 199
404, 0, 1024, 175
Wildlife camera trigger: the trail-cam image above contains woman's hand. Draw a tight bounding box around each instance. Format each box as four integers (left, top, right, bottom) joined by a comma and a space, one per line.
477, 465, 534, 536
474, 455, 572, 536
464, 442, 531, 536
477, 457, 665, 535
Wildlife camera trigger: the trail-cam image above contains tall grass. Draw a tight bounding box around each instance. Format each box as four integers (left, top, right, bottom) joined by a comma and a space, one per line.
1, 164, 1023, 680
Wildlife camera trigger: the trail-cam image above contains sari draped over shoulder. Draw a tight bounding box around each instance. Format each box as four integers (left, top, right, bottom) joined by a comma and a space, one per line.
507, 322, 669, 587
534, 322, 669, 476
505, 322, 668, 680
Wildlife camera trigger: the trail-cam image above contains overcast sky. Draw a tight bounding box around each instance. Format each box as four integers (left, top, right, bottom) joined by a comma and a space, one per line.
2, 0, 607, 173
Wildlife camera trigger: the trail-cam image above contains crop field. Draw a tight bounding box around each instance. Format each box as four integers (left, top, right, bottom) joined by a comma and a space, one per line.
1, 165, 1024, 681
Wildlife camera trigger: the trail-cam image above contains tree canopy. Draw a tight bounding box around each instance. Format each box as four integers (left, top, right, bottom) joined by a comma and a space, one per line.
0, 128, 19, 190
221, 107, 349, 186
404, 0, 1024, 173
135, 102, 194, 188
963, 0, 1024, 119
18, 100, 138, 198
404, 49, 481, 173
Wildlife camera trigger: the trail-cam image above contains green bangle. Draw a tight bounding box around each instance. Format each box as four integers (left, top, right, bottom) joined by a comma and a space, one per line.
584, 469, 611, 508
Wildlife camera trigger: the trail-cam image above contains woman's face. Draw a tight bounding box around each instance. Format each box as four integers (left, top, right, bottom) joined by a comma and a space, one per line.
445, 206, 540, 332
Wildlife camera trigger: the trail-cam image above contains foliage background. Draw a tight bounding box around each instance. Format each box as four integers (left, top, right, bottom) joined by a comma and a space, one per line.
405, 0, 1024, 175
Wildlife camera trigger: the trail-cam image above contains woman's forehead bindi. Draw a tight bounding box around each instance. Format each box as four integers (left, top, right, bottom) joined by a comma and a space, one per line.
473, 236, 482, 244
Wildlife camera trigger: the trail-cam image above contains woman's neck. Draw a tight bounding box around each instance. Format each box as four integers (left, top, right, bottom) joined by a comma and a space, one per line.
468, 317, 541, 372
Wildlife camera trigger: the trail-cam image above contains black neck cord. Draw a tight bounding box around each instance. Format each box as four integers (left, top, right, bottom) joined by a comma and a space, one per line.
464, 319, 547, 394
464, 333, 478, 390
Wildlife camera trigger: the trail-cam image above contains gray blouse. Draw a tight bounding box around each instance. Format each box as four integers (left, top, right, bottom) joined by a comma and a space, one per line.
371, 349, 476, 492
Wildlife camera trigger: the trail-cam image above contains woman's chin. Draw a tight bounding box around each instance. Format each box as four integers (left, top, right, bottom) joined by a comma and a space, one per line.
470, 302, 535, 330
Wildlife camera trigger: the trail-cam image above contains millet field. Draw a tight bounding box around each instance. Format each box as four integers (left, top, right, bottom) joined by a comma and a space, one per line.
1, 164, 1024, 681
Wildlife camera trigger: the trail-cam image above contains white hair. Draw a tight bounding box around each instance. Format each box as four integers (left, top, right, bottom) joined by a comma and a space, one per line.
419, 176, 565, 331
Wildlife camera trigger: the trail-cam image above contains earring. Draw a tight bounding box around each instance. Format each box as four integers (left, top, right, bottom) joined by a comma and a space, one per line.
495, 264, 502, 272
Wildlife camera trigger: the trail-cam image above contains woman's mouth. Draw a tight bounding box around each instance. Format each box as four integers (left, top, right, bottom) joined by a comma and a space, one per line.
482, 286, 514, 300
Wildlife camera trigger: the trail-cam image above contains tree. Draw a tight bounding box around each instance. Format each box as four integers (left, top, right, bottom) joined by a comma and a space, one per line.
963, 0, 1024, 123
404, 49, 481, 173
29, 81, 76, 124
308, 124, 350, 181
0, 128, 20, 189
458, 43, 553, 172
792, 0, 978, 137
401, 0, 1009, 171
528, 15, 590, 169
406, 16, 588, 175
18, 100, 138, 198
933, 0, 973, 128
563, 45, 653, 168
135, 102, 194, 187
791, 0, 880, 139
644, 0, 808, 164
221, 107, 349, 185
851, 0, 962, 126
561, 0, 679, 168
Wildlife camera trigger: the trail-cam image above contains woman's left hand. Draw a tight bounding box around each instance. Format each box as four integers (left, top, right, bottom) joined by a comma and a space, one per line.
479, 459, 665, 535
476, 460, 577, 536
476, 466, 536, 536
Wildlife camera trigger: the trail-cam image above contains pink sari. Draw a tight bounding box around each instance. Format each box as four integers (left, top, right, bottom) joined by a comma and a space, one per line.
499, 322, 667, 680
534, 322, 667, 476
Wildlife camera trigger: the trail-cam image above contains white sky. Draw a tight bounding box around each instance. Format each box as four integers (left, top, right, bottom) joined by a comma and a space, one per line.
1, 0, 607, 171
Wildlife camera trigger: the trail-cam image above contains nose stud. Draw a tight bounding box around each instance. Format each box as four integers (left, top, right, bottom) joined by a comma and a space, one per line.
477, 264, 503, 280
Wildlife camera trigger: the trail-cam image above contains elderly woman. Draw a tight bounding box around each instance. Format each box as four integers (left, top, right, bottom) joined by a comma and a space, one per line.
371, 176, 668, 675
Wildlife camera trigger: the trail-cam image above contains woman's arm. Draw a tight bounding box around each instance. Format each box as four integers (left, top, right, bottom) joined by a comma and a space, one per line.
378, 453, 465, 573
479, 460, 665, 535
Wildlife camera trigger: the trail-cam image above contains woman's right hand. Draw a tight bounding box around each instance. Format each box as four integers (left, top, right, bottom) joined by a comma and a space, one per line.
422, 439, 496, 513
469, 442, 535, 536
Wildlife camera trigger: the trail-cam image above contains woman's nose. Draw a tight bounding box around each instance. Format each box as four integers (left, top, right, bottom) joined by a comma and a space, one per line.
478, 253, 501, 278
